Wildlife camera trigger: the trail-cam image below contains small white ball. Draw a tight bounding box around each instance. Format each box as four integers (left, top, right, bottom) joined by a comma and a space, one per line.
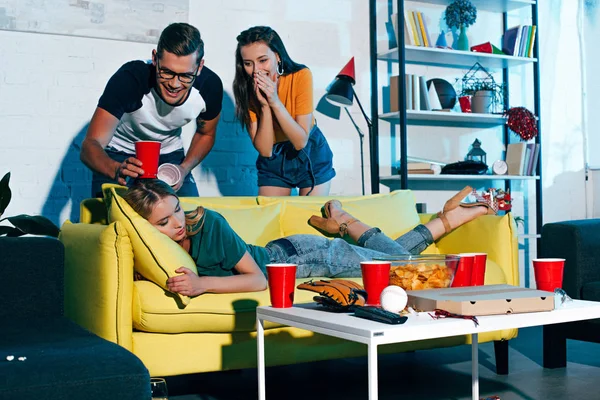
380, 285, 408, 313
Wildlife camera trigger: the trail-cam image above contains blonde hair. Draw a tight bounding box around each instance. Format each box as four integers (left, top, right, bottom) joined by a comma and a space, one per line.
123, 179, 205, 236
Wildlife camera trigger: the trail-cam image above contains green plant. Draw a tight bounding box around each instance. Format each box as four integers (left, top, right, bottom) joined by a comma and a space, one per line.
514, 216, 525, 228
0, 172, 60, 237
445, 0, 477, 29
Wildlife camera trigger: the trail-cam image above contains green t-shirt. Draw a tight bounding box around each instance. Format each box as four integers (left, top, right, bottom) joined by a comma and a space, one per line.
187, 209, 271, 276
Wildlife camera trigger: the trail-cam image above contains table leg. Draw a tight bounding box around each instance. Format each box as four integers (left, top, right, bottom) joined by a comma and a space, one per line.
367, 343, 378, 400
257, 317, 266, 400
472, 333, 479, 400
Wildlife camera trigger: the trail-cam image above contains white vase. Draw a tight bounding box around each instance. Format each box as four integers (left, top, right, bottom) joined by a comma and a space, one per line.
472, 90, 493, 114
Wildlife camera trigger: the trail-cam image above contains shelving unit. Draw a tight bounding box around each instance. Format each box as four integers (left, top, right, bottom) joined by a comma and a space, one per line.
367, 0, 543, 251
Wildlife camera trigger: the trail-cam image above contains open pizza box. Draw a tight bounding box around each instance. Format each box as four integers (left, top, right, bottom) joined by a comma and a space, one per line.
406, 284, 555, 316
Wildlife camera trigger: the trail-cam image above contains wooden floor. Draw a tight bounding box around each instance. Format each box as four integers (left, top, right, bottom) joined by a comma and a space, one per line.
169, 326, 600, 400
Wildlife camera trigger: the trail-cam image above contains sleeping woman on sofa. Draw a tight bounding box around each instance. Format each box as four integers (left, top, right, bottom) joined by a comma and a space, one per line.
123, 179, 503, 297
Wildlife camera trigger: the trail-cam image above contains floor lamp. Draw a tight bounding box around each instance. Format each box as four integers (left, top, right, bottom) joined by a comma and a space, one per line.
325, 57, 372, 196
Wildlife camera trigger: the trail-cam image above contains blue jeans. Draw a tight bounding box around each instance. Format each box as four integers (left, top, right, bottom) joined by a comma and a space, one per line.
265, 225, 434, 278
91, 148, 199, 198
256, 125, 336, 190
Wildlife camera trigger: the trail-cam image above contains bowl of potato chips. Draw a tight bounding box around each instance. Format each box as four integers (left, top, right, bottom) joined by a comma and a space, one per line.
374, 255, 460, 291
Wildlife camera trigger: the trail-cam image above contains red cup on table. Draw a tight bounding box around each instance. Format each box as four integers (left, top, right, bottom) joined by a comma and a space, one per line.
533, 258, 565, 292
361, 261, 392, 306
451, 253, 475, 287
266, 263, 297, 308
134, 140, 161, 178
460, 252, 487, 286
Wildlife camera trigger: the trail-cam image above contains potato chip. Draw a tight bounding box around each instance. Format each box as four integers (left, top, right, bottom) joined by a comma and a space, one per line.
388, 262, 454, 291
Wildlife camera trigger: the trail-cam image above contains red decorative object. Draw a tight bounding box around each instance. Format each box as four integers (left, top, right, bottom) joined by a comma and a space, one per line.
336, 57, 355, 84
459, 96, 472, 113
505, 107, 538, 141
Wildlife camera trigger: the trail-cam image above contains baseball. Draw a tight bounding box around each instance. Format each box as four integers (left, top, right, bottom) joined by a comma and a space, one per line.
380, 285, 408, 313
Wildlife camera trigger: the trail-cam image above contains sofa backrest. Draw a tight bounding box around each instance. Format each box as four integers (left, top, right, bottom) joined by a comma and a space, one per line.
80, 191, 431, 250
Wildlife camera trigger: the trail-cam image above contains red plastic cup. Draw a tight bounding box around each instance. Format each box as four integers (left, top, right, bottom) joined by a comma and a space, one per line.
361, 261, 392, 306
134, 140, 161, 178
460, 252, 487, 286
451, 254, 475, 287
459, 96, 472, 113
266, 264, 297, 308
533, 258, 565, 292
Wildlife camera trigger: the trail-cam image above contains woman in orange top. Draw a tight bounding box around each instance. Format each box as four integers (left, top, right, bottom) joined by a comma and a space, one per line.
233, 26, 336, 196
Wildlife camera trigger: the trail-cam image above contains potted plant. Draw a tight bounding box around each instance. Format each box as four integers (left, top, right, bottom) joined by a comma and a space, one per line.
0, 172, 60, 237
445, 0, 477, 51
461, 80, 505, 113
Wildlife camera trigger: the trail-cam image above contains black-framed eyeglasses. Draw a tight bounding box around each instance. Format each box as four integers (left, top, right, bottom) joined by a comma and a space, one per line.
156, 60, 199, 84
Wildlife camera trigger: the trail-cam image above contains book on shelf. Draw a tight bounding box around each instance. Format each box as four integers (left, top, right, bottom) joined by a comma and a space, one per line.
407, 156, 446, 166
415, 11, 431, 47
526, 143, 540, 175
506, 143, 527, 175
408, 162, 442, 174
527, 25, 537, 57
502, 25, 521, 56
409, 168, 436, 175
407, 10, 421, 46
503, 25, 537, 57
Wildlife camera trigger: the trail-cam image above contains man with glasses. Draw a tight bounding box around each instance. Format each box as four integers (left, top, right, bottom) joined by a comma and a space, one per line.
81, 22, 223, 197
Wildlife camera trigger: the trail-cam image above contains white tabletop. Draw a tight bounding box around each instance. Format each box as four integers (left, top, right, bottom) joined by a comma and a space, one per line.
257, 300, 600, 346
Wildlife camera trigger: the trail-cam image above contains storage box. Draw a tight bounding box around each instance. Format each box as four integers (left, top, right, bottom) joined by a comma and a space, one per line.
406, 284, 555, 316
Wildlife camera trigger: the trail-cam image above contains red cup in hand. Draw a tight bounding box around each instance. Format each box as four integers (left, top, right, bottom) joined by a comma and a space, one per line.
533, 258, 565, 292
361, 261, 392, 306
266, 264, 297, 308
134, 141, 161, 178
451, 254, 475, 287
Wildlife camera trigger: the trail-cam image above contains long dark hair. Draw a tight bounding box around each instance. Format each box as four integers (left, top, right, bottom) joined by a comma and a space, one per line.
123, 179, 204, 235
233, 26, 307, 133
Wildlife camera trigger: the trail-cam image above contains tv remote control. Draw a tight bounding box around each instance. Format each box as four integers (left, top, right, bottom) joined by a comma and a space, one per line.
353, 306, 408, 325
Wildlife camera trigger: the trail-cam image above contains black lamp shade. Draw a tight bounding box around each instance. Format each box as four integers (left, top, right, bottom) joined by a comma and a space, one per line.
326, 77, 354, 107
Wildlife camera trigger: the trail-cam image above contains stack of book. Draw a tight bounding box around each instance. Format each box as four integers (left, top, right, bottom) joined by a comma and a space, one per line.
390, 75, 443, 112
408, 162, 442, 175
505, 142, 540, 176
391, 11, 432, 47
502, 25, 537, 58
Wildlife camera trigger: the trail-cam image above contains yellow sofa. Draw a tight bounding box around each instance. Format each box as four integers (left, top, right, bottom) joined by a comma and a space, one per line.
59, 190, 519, 377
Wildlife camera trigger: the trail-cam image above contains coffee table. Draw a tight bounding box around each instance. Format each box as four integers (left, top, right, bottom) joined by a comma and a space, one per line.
256, 300, 600, 400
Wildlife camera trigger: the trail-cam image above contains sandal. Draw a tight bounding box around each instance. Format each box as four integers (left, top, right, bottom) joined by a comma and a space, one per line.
437, 187, 508, 234
308, 200, 358, 237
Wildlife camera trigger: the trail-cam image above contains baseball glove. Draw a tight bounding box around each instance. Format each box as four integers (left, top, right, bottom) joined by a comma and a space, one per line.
297, 279, 367, 312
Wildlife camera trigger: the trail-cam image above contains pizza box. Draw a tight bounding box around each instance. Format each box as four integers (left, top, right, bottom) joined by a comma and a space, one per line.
406, 284, 555, 316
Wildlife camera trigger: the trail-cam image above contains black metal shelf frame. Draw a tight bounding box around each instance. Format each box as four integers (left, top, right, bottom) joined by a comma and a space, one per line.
368, 0, 543, 247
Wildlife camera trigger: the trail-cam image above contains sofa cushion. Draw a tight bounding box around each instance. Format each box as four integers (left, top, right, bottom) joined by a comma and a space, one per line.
581, 281, 600, 301
0, 317, 149, 400
132, 278, 361, 333
181, 202, 283, 246
131, 260, 506, 334
106, 187, 197, 306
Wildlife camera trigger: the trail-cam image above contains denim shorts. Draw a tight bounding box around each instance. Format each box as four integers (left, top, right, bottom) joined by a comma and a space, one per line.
91, 148, 199, 198
256, 125, 336, 190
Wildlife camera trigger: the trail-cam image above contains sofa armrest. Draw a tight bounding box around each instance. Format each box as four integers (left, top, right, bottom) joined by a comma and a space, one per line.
0, 237, 64, 319
420, 213, 519, 286
59, 221, 135, 350
541, 219, 600, 300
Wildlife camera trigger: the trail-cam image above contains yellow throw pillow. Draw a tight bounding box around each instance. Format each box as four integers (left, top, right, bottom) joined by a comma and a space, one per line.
181, 202, 283, 246
106, 187, 197, 306
279, 191, 421, 240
